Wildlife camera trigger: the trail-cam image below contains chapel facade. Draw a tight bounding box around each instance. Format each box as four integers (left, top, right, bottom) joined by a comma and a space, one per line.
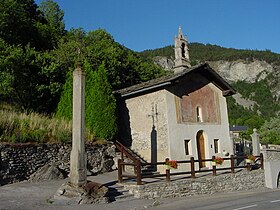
116, 28, 236, 172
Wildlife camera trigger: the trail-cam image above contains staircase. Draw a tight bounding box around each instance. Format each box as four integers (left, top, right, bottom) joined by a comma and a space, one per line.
114, 141, 157, 175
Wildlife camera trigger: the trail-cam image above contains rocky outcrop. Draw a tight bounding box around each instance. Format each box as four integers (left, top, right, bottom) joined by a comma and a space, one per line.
154, 57, 275, 84
28, 162, 67, 182
208, 60, 280, 103
154, 56, 280, 107
232, 93, 258, 110
207, 60, 274, 83
153, 56, 174, 70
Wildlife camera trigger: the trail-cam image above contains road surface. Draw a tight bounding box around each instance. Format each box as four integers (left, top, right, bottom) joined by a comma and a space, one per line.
149, 188, 280, 210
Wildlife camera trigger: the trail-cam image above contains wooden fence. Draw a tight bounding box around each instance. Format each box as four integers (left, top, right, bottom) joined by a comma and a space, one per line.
117, 154, 264, 185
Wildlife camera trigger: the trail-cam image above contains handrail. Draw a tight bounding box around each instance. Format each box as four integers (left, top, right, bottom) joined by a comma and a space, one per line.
115, 141, 137, 163
115, 140, 147, 163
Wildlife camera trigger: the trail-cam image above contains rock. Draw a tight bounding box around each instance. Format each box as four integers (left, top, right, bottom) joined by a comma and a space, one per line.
153, 56, 174, 70
28, 162, 67, 182
207, 60, 274, 83
53, 181, 109, 204
152, 200, 161, 206
102, 159, 114, 172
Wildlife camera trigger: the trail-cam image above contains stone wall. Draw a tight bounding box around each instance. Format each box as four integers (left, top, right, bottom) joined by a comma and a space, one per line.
0, 143, 116, 185
261, 149, 280, 161
124, 169, 265, 199
125, 90, 169, 171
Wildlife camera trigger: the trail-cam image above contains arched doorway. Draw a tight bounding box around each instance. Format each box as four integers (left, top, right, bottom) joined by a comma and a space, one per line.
196, 130, 206, 168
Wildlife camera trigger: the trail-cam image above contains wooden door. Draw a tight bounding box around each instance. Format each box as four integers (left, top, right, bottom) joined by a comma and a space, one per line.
196, 130, 206, 168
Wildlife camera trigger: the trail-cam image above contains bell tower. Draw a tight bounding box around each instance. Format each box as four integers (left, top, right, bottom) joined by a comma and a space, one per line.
174, 27, 191, 73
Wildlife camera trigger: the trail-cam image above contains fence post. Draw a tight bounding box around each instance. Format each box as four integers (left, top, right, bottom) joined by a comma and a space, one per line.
230, 155, 235, 174
166, 169, 171, 182
212, 156, 216, 176
118, 159, 123, 183
136, 159, 142, 185
260, 153, 264, 170
246, 162, 251, 171
121, 147, 125, 172
165, 158, 171, 182
190, 157, 195, 178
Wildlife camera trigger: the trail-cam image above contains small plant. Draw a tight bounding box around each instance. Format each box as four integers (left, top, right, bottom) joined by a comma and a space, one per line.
213, 157, 224, 165
165, 160, 178, 169
247, 154, 256, 161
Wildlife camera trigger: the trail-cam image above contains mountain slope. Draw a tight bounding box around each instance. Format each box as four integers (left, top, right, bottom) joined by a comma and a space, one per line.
139, 43, 280, 128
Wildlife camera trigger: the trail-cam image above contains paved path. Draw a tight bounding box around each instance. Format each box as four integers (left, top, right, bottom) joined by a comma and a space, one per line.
0, 171, 156, 210
0, 170, 278, 210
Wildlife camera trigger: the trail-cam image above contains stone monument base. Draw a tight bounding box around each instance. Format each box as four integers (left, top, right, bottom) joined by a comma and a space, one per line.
53, 181, 109, 205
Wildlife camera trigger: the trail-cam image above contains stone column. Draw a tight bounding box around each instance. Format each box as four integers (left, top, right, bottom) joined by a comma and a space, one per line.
251, 128, 260, 156
70, 66, 86, 187
230, 131, 235, 155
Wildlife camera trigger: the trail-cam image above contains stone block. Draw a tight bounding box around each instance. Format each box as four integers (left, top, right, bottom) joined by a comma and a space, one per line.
264, 161, 280, 189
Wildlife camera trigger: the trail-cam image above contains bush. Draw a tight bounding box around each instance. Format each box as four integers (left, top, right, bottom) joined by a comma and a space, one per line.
259, 118, 280, 145
85, 62, 117, 140
56, 61, 117, 140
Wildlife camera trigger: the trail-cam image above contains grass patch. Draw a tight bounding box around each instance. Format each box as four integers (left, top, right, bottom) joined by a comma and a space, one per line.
0, 110, 97, 144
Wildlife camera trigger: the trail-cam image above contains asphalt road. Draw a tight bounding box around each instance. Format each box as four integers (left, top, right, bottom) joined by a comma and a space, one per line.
149, 188, 280, 210
0, 171, 280, 210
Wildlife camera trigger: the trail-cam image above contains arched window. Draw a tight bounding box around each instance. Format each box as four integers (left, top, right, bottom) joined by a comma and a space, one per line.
196, 106, 203, 122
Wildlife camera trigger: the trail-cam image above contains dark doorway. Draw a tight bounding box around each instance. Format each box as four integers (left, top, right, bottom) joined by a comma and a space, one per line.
196, 130, 206, 168
151, 125, 157, 171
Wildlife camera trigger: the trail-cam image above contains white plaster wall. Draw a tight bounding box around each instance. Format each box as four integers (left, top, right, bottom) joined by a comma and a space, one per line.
166, 83, 233, 171
125, 90, 169, 170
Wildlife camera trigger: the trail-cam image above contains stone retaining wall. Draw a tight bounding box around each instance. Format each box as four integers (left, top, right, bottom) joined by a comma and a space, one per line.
0, 143, 116, 185
124, 169, 265, 199
261, 149, 280, 161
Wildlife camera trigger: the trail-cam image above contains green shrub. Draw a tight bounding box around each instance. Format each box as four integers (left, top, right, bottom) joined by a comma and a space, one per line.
56, 61, 117, 140
259, 118, 280, 145
85, 62, 117, 140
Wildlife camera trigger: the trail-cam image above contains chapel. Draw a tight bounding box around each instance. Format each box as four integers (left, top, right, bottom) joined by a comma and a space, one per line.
115, 27, 236, 171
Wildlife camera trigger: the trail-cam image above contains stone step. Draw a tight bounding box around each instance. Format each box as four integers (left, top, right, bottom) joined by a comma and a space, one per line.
106, 187, 134, 202
141, 170, 160, 175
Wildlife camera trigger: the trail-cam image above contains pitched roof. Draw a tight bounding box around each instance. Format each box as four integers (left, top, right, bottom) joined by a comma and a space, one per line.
115, 63, 236, 99
229, 125, 248, 132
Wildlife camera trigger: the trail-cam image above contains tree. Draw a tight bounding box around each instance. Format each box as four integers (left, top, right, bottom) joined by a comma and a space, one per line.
38, 0, 65, 47
0, 38, 64, 113
85, 62, 117, 139
55, 70, 73, 120
39, 0, 64, 33
0, 0, 48, 50
53, 28, 87, 71
56, 61, 117, 140
259, 118, 280, 145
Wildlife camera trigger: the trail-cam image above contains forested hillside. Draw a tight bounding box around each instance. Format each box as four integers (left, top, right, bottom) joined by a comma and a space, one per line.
0, 0, 279, 144
0, 0, 166, 115
140, 43, 280, 66
0, 0, 166, 142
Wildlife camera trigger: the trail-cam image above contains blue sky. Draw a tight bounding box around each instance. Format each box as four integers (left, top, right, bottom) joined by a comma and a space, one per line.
35, 0, 280, 53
